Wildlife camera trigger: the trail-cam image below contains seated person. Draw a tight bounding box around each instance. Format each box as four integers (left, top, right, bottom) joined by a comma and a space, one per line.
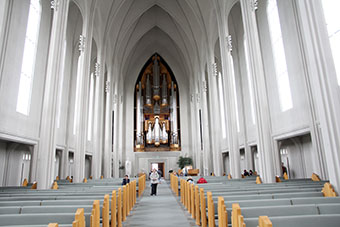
187, 176, 194, 184
249, 170, 253, 176
197, 176, 207, 184
122, 175, 130, 185
243, 169, 249, 176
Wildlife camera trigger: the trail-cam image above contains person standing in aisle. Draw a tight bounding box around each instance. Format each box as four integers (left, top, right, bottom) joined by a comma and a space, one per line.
150, 169, 159, 196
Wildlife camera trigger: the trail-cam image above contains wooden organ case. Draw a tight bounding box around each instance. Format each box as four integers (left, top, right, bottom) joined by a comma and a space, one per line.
134, 54, 180, 152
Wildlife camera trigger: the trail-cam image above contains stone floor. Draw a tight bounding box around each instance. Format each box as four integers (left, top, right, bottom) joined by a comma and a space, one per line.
123, 181, 197, 227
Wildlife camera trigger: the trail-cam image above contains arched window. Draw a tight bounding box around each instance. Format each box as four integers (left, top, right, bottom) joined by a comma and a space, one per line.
267, 0, 293, 112
321, 0, 340, 85
16, 0, 42, 115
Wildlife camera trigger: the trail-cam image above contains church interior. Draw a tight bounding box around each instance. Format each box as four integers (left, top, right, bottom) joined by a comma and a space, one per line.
0, 0, 340, 226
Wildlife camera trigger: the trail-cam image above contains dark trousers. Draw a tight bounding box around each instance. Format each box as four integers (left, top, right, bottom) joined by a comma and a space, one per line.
151, 183, 158, 195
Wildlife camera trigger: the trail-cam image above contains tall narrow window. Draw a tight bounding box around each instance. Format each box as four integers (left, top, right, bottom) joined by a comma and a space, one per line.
267, 0, 293, 111
87, 73, 95, 141
321, 0, 340, 85
244, 38, 256, 124
16, 0, 41, 115
230, 55, 240, 132
218, 72, 227, 138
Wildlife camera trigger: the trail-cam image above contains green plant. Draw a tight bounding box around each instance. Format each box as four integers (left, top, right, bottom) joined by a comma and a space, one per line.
177, 156, 193, 169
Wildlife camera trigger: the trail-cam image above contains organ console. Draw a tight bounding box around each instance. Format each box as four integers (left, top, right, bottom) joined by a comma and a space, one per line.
134, 54, 180, 152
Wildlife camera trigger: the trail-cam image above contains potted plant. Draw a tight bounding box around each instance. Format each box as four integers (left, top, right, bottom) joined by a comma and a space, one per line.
177, 156, 193, 169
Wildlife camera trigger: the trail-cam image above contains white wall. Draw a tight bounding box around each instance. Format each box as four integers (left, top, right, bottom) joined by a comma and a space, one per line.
257, 0, 310, 137
0, 0, 51, 140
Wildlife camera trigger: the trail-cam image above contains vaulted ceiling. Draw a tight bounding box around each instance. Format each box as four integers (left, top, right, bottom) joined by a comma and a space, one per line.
92, 0, 222, 84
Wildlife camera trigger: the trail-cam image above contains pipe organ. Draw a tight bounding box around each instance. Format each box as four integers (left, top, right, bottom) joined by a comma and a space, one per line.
134, 54, 180, 152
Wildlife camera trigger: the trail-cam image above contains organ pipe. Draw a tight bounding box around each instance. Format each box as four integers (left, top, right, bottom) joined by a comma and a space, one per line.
136, 82, 143, 146
161, 74, 168, 106
161, 122, 168, 144
154, 116, 160, 146
145, 74, 152, 106
146, 122, 153, 144
171, 82, 178, 145
153, 55, 160, 100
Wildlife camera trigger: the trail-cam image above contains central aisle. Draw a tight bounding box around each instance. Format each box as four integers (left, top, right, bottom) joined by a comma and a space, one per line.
123, 181, 196, 227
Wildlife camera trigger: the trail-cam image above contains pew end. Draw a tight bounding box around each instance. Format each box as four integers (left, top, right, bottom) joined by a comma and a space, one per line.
311, 173, 321, 181
322, 182, 337, 197
258, 216, 272, 227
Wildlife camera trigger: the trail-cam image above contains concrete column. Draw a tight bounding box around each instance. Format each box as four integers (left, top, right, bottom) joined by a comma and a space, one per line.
200, 80, 213, 176
73, 11, 95, 183
240, 0, 275, 183
295, 0, 340, 192
239, 75, 253, 171
112, 81, 120, 178
34, 0, 70, 189
103, 67, 113, 178
291, 0, 329, 180
206, 63, 223, 176
190, 92, 200, 171
214, 0, 241, 179
92, 60, 104, 179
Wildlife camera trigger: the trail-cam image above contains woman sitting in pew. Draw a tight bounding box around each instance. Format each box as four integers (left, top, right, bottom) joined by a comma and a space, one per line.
243, 169, 249, 176
197, 176, 207, 184
187, 176, 194, 184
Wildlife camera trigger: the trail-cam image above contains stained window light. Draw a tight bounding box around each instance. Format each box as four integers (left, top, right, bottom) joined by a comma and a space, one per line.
230, 55, 240, 132
244, 38, 256, 124
16, 0, 41, 115
321, 0, 340, 86
87, 73, 95, 141
218, 72, 227, 138
267, 0, 293, 111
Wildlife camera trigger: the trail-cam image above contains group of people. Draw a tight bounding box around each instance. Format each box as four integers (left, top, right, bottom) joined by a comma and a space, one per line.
122, 168, 163, 196
120, 164, 290, 197
242, 169, 254, 176
186, 176, 207, 184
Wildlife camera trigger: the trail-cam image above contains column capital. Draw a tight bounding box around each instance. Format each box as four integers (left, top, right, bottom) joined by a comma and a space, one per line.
212, 63, 218, 77
202, 80, 208, 93
95, 62, 101, 77
51, 0, 60, 11
251, 0, 258, 12
78, 35, 86, 52
105, 80, 110, 93
226, 35, 232, 52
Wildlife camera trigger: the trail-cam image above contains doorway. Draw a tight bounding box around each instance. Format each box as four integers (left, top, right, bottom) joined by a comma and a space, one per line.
151, 162, 164, 178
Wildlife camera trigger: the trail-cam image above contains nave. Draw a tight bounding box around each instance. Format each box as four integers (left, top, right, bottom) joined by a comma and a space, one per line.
0, 173, 339, 226
123, 183, 195, 227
